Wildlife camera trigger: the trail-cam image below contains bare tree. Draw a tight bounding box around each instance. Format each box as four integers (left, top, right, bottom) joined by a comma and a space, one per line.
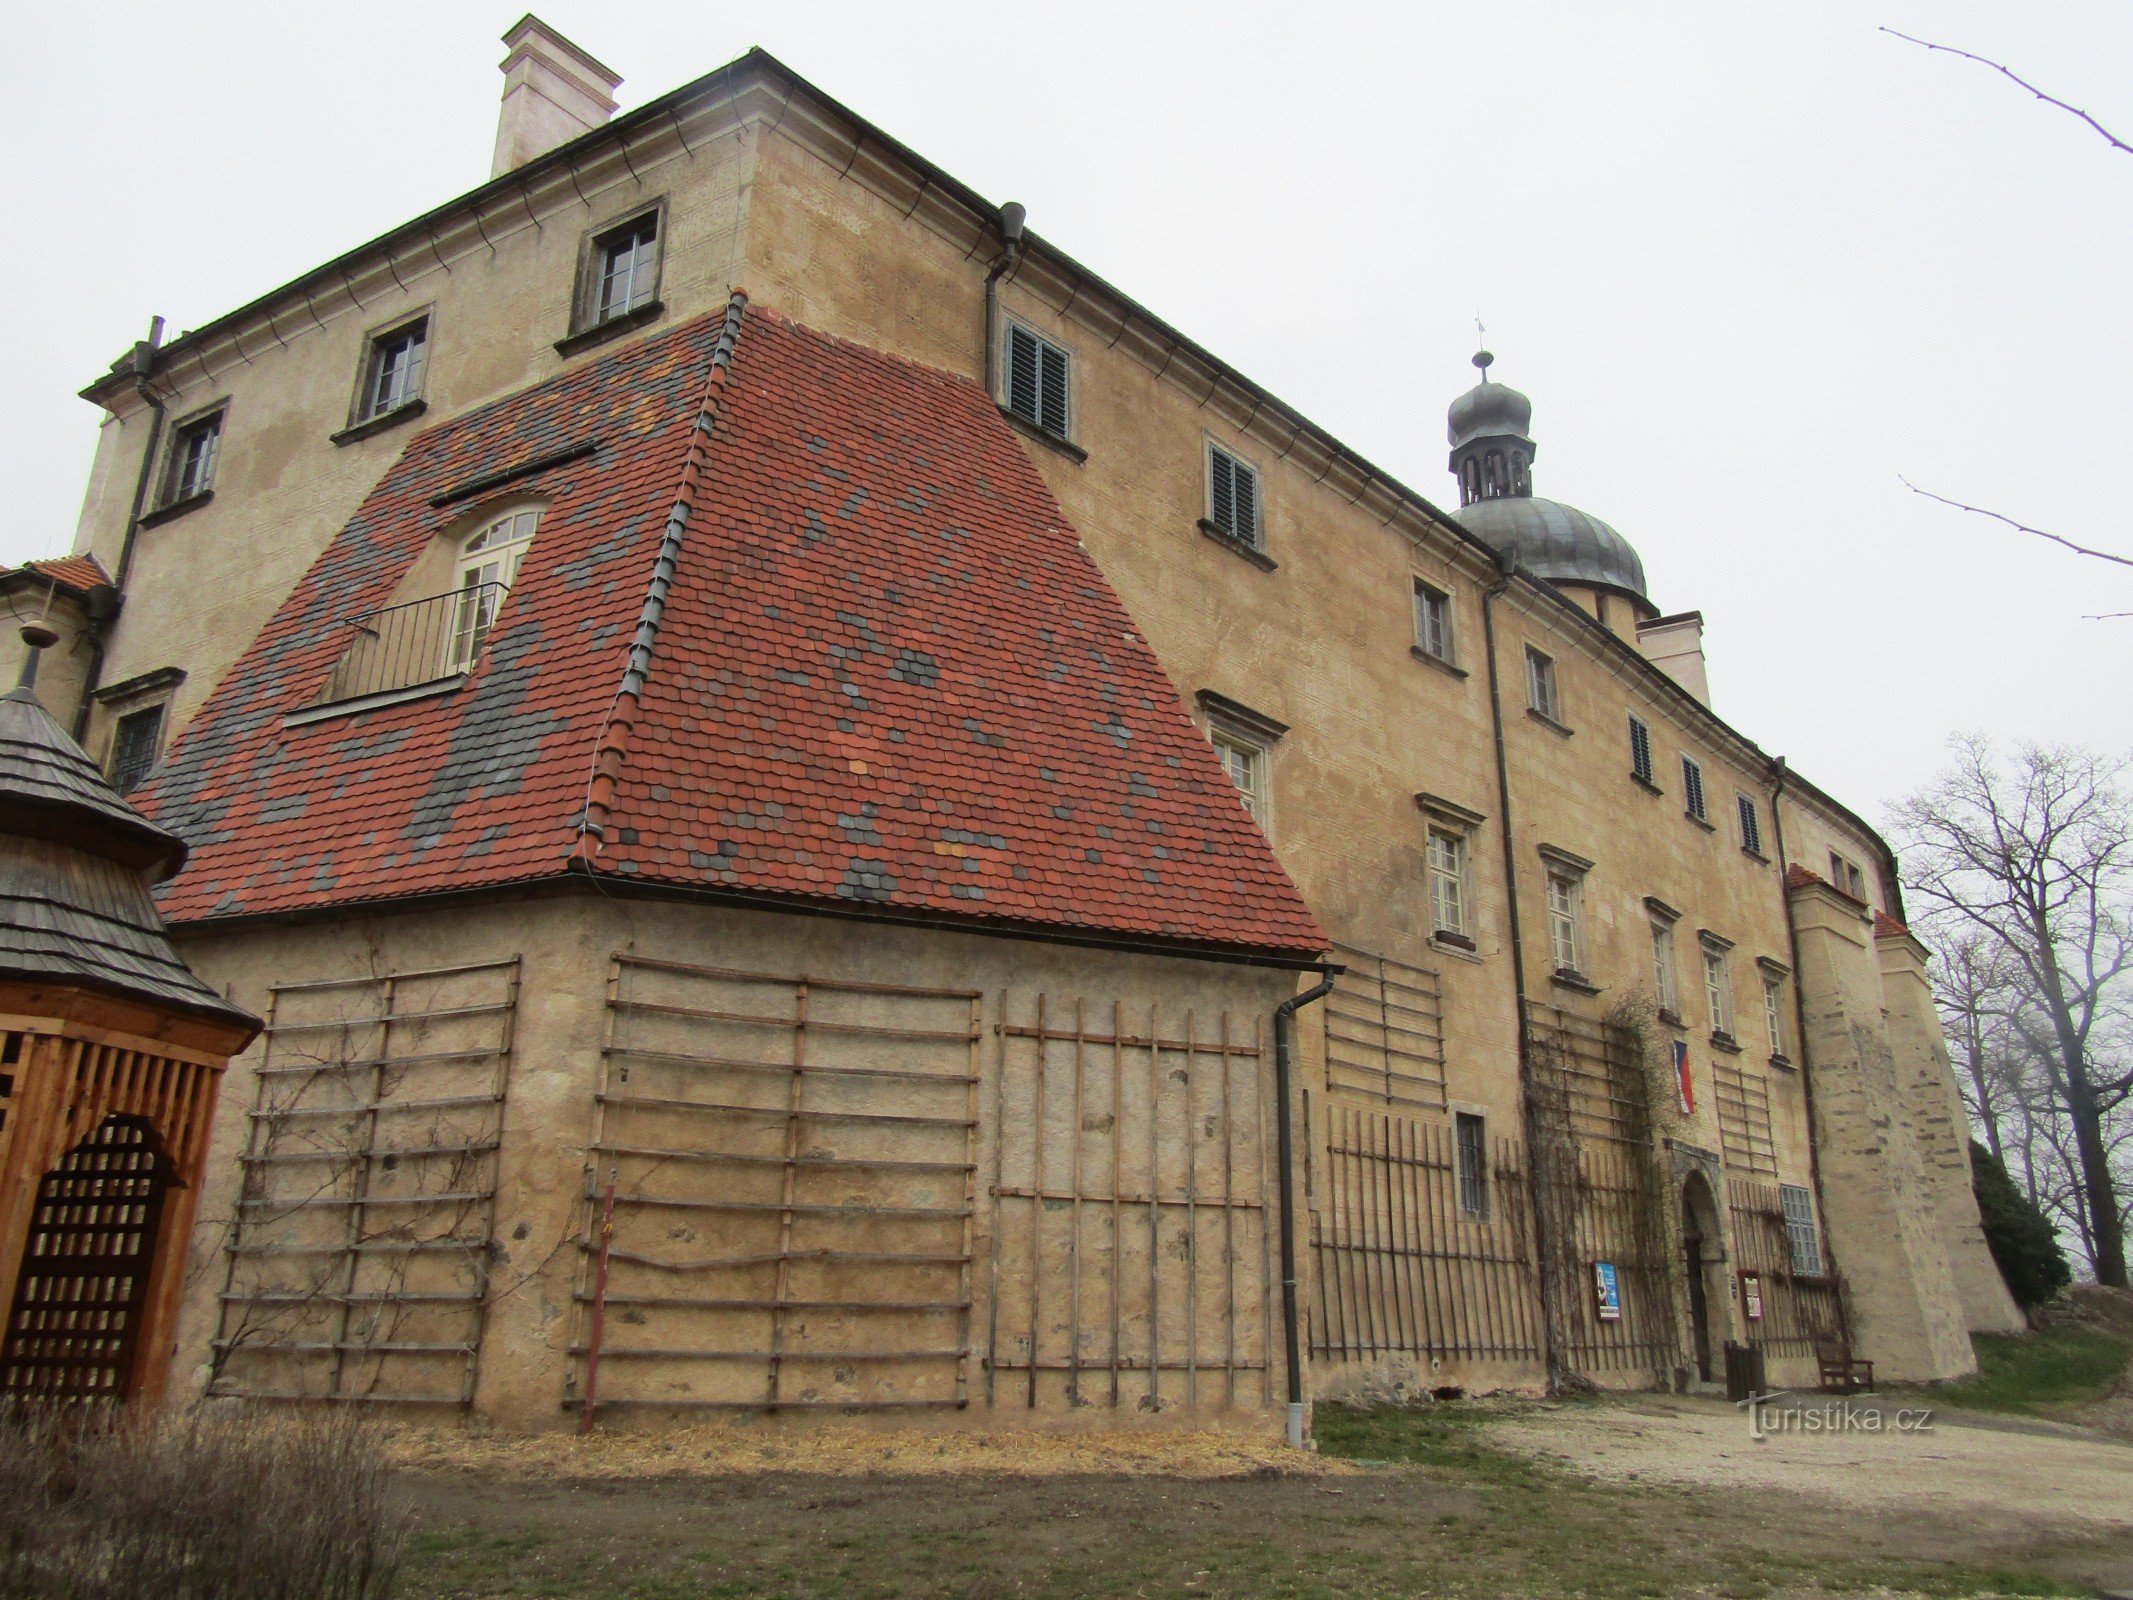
1894, 737, 2133, 1285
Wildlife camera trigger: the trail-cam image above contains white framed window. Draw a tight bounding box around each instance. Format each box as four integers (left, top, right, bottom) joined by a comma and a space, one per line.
449, 508, 539, 671
1682, 755, 1708, 822
1702, 944, 1734, 1038
357, 316, 428, 422
1780, 1183, 1822, 1275
162, 408, 224, 506
1525, 647, 1560, 722
1428, 827, 1469, 939
1546, 870, 1583, 975
1454, 1111, 1489, 1218
1737, 793, 1764, 856
1413, 580, 1453, 663
1212, 732, 1267, 824
590, 212, 660, 326
1652, 918, 1679, 1016
1005, 321, 1071, 439
1762, 971, 1788, 1058
1628, 715, 1654, 786
1206, 443, 1262, 549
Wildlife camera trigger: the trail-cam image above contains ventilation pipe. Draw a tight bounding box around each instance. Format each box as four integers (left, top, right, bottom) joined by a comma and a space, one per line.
982, 202, 1027, 401
1273, 967, 1337, 1448
491, 15, 623, 178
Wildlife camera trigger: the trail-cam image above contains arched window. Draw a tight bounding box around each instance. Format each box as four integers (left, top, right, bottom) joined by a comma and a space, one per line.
449, 508, 538, 671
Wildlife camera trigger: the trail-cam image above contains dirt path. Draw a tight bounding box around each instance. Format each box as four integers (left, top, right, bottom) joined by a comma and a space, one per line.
1488, 1393, 2133, 1531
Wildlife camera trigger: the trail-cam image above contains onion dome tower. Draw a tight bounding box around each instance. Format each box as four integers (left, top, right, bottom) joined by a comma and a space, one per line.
0, 622, 256, 1406
1447, 351, 1653, 618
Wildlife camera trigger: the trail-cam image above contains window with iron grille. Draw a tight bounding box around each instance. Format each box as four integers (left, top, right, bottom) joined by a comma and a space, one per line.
162, 410, 223, 505
1629, 715, 1654, 785
1206, 444, 1262, 548
1414, 580, 1453, 662
108, 705, 165, 796
1005, 322, 1071, 438
1428, 827, 1468, 938
1737, 793, 1763, 855
357, 317, 428, 422
590, 213, 659, 326
1780, 1183, 1822, 1274
1525, 647, 1560, 722
1454, 1112, 1489, 1217
1682, 755, 1707, 821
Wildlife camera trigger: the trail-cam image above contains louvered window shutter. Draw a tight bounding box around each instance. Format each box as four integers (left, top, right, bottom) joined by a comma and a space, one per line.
1629, 717, 1653, 784
1232, 459, 1259, 545
1209, 450, 1235, 534
1007, 325, 1041, 426
1037, 342, 1069, 436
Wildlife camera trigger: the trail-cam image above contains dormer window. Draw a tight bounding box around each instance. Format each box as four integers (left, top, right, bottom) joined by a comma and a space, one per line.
450, 509, 539, 671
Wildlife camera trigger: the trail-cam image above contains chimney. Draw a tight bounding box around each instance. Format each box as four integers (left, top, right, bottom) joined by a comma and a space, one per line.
1636, 610, 1711, 707
490, 15, 623, 178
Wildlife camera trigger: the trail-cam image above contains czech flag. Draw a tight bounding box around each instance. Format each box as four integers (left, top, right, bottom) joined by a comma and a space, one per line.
1674, 1039, 1695, 1116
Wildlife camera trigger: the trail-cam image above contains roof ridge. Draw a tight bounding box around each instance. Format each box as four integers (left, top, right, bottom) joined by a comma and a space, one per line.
571, 288, 750, 864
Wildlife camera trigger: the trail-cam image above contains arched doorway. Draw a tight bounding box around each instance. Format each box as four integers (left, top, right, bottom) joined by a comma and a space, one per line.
1, 1115, 174, 1404
1679, 1171, 1725, 1384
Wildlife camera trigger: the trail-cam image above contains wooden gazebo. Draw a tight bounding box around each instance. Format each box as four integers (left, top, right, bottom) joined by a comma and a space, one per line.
0, 623, 257, 1405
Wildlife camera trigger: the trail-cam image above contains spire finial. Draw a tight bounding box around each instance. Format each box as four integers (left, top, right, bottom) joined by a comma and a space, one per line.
1473, 315, 1492, 375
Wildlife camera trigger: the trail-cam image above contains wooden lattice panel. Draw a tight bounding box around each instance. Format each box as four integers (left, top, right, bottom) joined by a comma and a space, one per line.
209, 959, 519, 1406
2, 1116, 169, 1402
1322, 944, 1448, 1112
987, 998, 1271, 1413
572, 958, 981, 1414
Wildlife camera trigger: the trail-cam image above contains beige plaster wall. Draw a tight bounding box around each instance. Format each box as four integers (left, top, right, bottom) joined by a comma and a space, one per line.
171, 889, 1298, 1430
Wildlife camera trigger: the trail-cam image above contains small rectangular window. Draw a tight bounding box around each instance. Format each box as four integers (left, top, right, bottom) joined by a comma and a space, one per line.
1703, 947, 1734, 1037
1525, 647, 1559, 721
1546, 870, 1582, 974
591, 214, 660, 326
108, 705, 166, 796
1207, 444, 1262, 548
1781, 1183, 1822, 1275
1682, 755, 1707, 821
1828, 850, 1868, 900
1763, 972, 1788, 1058
1005, 322, 1071, 438
1737, 794, 1763, 855
1414, 581, 1453, 662
163, 410, 223, 505
1628, 716, 1654, 785
358, 317, 428, 422
1454, 1112, 1489, 1218
1212, 732, 1267, 826
1428, 827, 1468, 938
1652, 919, 1678, 1016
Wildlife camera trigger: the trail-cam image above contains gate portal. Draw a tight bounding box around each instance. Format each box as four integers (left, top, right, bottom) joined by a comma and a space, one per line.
1, 1116, 172, 1403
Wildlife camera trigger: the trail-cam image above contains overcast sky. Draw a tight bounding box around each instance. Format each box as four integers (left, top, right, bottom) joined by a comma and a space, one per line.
6, 2, 2128, 818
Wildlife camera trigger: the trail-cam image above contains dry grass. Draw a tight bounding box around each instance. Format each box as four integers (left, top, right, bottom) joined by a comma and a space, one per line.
380, 1415, 1355, 1481
0, 1402, 407, 1600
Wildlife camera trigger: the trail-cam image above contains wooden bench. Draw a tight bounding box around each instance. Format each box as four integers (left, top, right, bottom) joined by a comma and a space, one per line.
1815, 1342, 1875, 1394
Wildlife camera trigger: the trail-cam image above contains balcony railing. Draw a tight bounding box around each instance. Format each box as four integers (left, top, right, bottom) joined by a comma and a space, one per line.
320, 581, 508, 706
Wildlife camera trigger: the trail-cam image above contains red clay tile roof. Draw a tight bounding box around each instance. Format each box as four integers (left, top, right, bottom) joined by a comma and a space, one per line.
140, 300, 1326, 958
1784, 864, 1821, 893
3, 554, 112, 595
1872, 909, 1910, 939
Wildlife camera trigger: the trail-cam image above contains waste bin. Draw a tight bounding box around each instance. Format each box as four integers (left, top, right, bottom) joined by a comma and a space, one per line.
1724, 1340, 1766, 1401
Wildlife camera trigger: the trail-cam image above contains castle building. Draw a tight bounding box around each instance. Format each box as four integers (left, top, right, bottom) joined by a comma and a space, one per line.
5, 18, 2020, 1426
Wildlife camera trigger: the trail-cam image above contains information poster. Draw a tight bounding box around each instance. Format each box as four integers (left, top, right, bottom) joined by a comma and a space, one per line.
1594, 1261, 1622, 1321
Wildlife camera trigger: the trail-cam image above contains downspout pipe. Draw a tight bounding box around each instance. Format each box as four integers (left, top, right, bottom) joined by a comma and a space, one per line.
71, 317, 166, 743
1482, 559, 1565, 1392
1274, 962, 1339, 1449
981, 202, 1026, 401
1768, 756, 1853, 1348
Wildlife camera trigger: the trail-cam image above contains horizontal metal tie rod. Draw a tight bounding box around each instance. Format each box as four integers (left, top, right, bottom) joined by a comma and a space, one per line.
267, 959, 520, 996
241, 1141, 500, 1164
610, 998, 975, 1045
602, 1046, 974, 1087
597, 1093, 974, 1128
590, 1142, 973, 1175
575, 1293, 969, 1312
249, 1093, 505, 1119
997, 1025, 1261, 1056
590, 1193, 969, 1220
565, 1345, 962, 1362
254, 1048, 507, 1076
574, 1396, 963, 1411
611, 954, 980, 1002
597, 1247, 967, 1271
236, 1191, 492, 1210
990, 1185, 1263, 1211
262, 1001, 515, 1032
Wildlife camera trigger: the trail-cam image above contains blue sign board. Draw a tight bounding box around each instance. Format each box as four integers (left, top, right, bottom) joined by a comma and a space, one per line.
1593, 1261, 1622, 1321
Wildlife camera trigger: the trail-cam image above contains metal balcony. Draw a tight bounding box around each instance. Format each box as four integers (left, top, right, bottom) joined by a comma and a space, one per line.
319, 582, 508, 707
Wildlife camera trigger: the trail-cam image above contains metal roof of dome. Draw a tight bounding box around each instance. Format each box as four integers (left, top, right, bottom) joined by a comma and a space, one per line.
1447, 379, 1532, 451
1452, 494, 1649, 601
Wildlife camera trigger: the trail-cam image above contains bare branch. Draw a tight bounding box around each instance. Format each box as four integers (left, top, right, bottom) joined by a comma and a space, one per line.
1882, 30, 2132, 156
1900, 478, 2133, 569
